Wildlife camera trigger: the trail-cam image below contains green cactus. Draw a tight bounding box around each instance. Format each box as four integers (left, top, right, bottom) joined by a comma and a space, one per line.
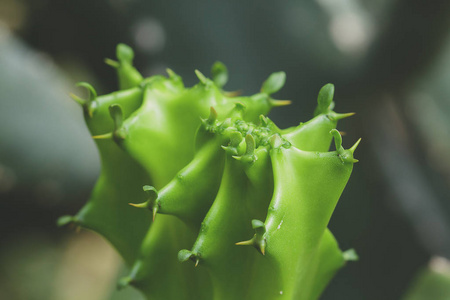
59, 43, 360, 300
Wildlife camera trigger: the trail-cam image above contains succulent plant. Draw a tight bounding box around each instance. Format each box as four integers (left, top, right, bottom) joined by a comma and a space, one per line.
59, 44, 360, 300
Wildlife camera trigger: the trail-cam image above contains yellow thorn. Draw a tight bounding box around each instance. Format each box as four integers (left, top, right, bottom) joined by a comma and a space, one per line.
195, 70, 207, 84
223, 90, 242, 97
331, 112, 356, 121
166, 68, 175, 77
195, 258, 200, 267
349, 138, 362, 153
104, 58, 119, 68
128, 202, 148, 209
92, 132, 113, 140
235, 239, 253, 246
69, 93, 86, 106
270, 99, 292, 107
88, 109, 94, 118
152, 206, 158, 222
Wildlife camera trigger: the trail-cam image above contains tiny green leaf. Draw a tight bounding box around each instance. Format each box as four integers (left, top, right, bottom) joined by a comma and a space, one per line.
261, 71, 286, 95
251, 219, 265, 229
315, 83, 334, 115
330, 129, 343, 152
76, 82, 97, 100
343, 249, 359, 261
211, 61, 228, 88
109, 104, 124, 130
116, 43, 134, 63
178, 249, 194, 262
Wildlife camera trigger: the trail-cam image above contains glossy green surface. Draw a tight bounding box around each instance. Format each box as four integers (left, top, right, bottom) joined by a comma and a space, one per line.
60, 44, 359, 300
263, 144, 354, 299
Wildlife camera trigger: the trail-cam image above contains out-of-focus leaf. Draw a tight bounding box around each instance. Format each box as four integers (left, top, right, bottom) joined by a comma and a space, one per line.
403, 257, 450, 300
0, 26, 99, 199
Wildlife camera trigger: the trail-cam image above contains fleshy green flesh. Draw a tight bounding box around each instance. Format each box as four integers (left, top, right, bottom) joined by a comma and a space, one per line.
264, 146, 353, 299
59, 44, 359, 300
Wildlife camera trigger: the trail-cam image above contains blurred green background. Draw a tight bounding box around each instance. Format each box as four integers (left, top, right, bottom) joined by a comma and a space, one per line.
1, 0, 450, 299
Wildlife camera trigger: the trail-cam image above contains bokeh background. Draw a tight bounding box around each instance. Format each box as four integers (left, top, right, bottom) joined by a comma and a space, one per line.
1, 0, 450, 299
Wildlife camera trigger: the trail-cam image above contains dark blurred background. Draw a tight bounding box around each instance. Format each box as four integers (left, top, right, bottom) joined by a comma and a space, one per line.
1, 0, 450, 299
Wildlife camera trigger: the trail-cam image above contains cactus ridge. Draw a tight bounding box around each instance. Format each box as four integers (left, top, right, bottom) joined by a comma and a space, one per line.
59, 44, 360, 300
